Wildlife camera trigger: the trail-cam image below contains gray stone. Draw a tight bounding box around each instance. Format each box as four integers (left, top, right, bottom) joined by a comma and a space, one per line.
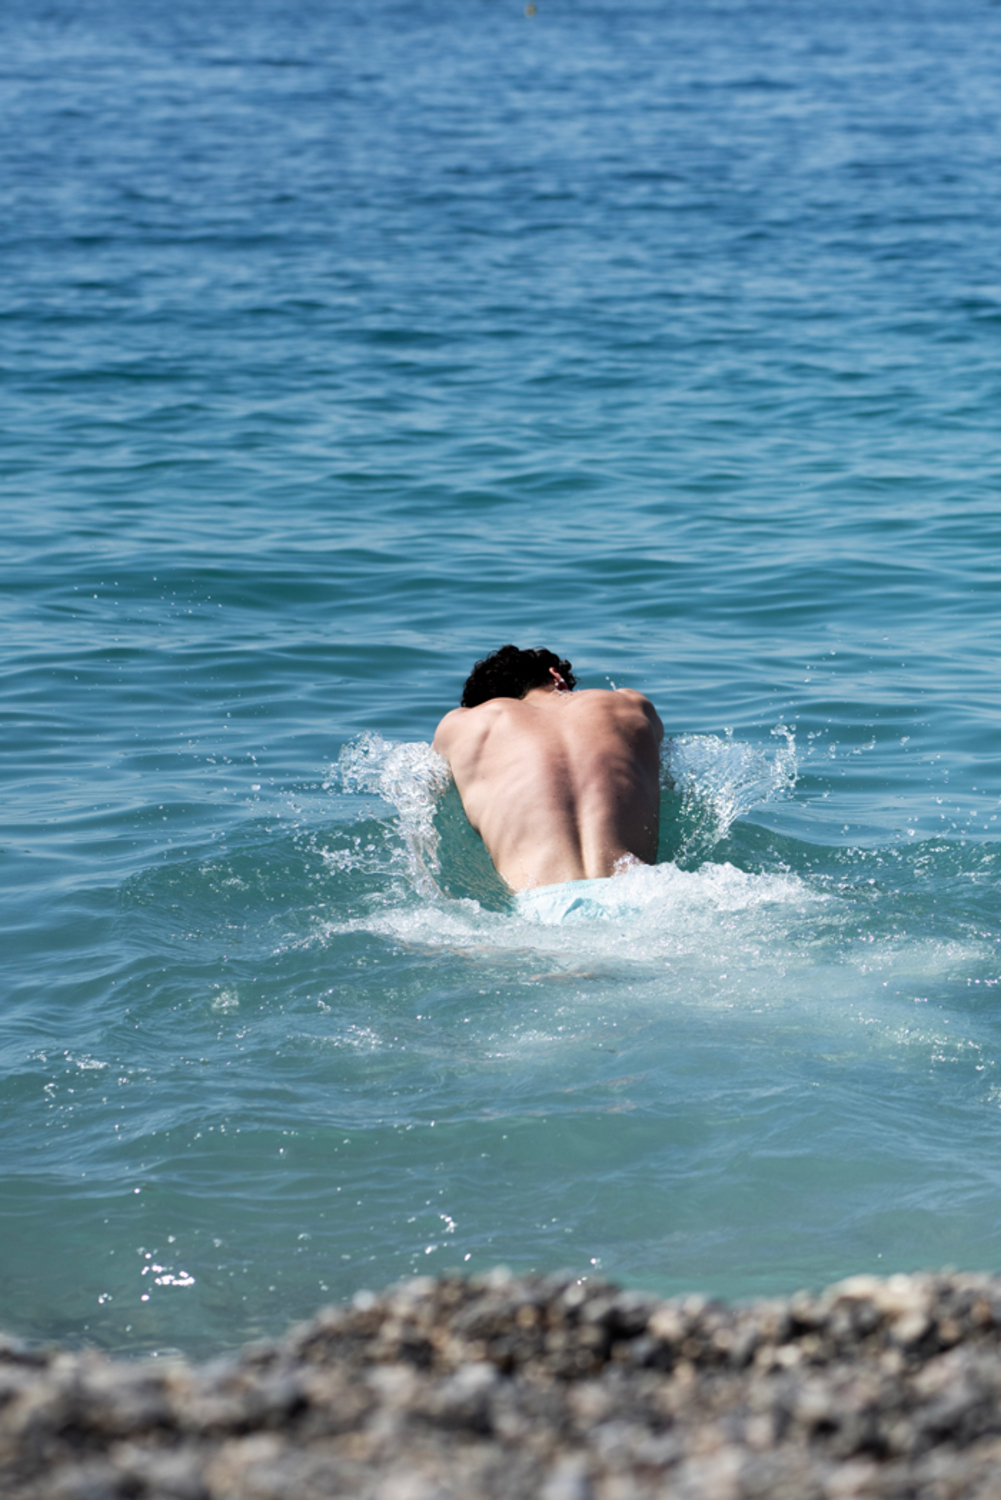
7, 1272, 1001, 1497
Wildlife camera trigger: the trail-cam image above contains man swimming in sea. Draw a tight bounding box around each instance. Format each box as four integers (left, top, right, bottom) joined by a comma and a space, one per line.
433, 645, 663, 917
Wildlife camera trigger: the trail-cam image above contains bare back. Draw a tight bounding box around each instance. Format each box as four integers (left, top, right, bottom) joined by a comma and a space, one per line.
432, 687, 664, 891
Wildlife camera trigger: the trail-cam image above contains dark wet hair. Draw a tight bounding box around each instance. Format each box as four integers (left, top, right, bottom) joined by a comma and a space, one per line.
460, 645, 577, 708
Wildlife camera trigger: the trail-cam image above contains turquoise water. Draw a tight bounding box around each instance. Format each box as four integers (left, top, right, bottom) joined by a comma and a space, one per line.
4, 0, 1001, 1356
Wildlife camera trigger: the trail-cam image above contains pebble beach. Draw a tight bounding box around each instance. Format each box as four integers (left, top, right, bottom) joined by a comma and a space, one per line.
6, 1269, 1001, 1499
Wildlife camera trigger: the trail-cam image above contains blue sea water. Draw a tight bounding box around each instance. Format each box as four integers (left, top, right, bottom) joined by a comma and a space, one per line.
4, 0, 1001, 1356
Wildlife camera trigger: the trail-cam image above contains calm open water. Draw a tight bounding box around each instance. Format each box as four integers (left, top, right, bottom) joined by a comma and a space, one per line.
4, 0, 1001, 1356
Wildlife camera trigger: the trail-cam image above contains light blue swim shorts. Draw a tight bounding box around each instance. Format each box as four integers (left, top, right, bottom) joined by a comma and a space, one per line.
515, 877, 627, 924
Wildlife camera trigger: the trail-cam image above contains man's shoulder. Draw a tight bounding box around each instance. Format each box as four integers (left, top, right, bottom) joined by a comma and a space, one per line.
575, 687, 663, 739
432, 699, 509, 753
575, 685, 656, 711
432, 706, 466, 753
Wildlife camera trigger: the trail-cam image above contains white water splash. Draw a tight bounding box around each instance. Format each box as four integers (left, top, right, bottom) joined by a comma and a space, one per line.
666, 725, 797, 862
334, 732, 452, 896
320, 855, 822, 954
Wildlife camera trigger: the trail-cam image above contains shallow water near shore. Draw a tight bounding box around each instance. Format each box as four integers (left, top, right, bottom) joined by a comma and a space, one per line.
4, 0, 1001, 1356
